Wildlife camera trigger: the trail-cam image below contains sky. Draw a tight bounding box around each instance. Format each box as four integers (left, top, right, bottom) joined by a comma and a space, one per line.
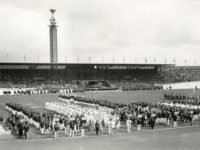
0, 0, 200, 65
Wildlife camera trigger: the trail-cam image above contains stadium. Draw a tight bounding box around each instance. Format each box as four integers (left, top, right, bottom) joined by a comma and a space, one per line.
1, 1, 200, 150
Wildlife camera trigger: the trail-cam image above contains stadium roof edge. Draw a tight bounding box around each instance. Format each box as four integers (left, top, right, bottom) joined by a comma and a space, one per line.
0, 62, 174, 66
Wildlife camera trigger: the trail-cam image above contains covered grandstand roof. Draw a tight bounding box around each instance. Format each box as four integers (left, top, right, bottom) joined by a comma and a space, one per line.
0, 62, 174, 70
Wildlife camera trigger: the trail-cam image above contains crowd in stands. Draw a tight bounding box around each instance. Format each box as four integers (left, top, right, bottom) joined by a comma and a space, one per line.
0, 80, 76, 89
109, 80, 162, 91
2, 66, 200, 92
0, 80, 163, 94
3, 66, 200, 92
161, 66, 200, 83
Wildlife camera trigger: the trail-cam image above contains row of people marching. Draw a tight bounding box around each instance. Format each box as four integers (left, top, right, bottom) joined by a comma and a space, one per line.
53, 97, 155, 132
5, 103, 65, 137
59, 95, 200, 129
6, 103, 41, 128
5, 102, 73, 138
5, 102, 117, 138
3, 88, 73, 96
161, 103, 200, 122
5, 109, 29, 139
45, 101, 121, 131
59, 95, 127, 109
119, 101, 200, 129
164, 93, 200, 105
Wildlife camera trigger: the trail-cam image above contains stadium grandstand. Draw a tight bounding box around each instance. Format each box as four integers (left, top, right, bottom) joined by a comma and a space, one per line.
0, 62, 173, 93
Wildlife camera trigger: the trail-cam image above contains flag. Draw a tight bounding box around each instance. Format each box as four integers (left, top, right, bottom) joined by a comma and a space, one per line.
173, 58, 176, 64
144, 57, 147, 63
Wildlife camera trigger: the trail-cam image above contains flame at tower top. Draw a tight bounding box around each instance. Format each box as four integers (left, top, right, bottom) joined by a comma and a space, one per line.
49, 9, 57, 26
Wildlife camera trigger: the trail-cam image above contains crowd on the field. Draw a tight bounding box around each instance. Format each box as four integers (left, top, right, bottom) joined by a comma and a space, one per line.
58, 95, 200, 129
5, 102, 61, 138
5, 103, 34, 139
59, 95, 127, 109
164, 93, 200, 105
3, 93, 200, 139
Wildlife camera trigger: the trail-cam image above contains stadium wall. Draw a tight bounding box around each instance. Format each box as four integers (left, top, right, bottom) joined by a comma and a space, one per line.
0, 88, 34, 95
163, 81, 200, 90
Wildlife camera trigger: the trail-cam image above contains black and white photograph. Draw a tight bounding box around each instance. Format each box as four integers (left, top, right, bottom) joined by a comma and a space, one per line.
0, 0, 200, 150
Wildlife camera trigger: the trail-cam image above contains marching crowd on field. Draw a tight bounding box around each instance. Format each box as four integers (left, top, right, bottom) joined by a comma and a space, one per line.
164, 93, 200, 105
3, 93, 200, 139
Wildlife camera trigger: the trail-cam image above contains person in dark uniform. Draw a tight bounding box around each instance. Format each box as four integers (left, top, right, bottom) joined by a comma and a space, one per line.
173, 113, 178, 127
95, 121, 100, 136
23, 121, 29, 139
188, 113, 193, 126
149, 117, 155, 129
17, 122, 23, 137
0, 114, 3, 124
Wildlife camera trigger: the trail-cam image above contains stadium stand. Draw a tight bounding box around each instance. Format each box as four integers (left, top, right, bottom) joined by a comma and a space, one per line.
2, 64, 200, 92
161, 66, 200, 83
0, 63, 169, 93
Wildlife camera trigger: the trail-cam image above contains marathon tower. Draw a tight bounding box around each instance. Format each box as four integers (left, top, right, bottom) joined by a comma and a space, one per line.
49, 9, 58, 63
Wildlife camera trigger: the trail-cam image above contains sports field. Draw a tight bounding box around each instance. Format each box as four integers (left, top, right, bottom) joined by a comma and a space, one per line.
0, 89, 200, 150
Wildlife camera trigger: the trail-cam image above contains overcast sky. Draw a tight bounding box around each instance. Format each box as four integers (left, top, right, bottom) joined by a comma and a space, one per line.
0, 0, 200, 65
